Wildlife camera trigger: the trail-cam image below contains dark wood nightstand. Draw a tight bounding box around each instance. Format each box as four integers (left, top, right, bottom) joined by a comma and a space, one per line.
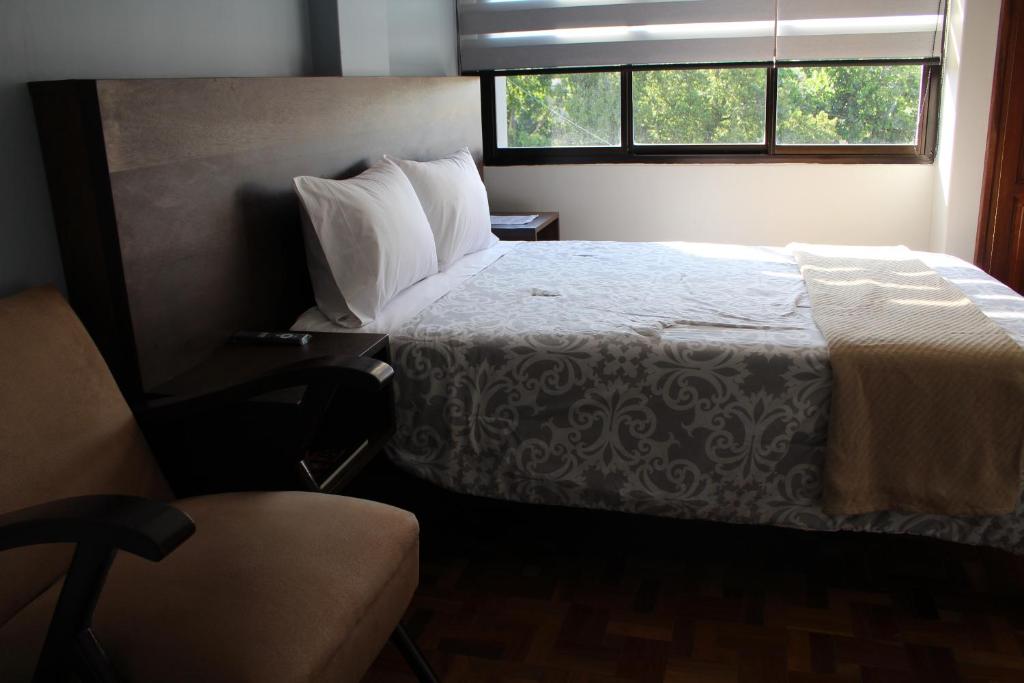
151, 333, 390, 397
490, 211, 560, 241
144, 333, 394, 498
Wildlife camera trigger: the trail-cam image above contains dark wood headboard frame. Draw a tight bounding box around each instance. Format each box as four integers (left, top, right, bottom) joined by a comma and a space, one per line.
30, 76, 483, 404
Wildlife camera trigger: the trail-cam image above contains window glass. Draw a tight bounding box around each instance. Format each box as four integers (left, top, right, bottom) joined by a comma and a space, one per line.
496, 72, 621, 148
633, 68, 768, 145
776, 65, 924, 145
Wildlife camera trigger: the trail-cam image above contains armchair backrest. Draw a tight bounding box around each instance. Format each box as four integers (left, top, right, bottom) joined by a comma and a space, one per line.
0, 287, 171, 627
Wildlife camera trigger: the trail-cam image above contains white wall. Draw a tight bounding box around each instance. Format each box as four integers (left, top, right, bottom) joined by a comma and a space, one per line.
486, 164, 936, 248
387, 0, 458, 76
0, 0, 311, 298
337, 0, 458, 76
930, 0, 1001, 261
339, 0, 391, 76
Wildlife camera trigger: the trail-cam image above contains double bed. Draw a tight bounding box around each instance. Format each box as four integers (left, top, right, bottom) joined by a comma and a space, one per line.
33, 75, 1024, 555
297, 239, 1024, 554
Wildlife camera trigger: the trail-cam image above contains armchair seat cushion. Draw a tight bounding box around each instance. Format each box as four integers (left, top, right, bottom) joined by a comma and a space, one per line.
0, 491, 419, 683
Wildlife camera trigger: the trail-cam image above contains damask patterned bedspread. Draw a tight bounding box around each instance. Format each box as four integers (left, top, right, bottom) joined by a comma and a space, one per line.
387, 240, 1024, 552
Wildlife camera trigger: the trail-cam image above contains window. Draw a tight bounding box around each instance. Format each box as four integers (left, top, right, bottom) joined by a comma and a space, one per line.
496, 71, 621, 148
465, 0, 946, 164
632, 67, 767, 147
776, 64, 925, 147
484, 61, 939, 164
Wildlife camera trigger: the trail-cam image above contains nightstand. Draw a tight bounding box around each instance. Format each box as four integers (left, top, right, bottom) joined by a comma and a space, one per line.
490, 211, 560, 241
144, 332, 394, 498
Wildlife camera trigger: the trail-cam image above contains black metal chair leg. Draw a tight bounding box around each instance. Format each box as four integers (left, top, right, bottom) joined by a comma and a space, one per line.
390, 623, 439, 683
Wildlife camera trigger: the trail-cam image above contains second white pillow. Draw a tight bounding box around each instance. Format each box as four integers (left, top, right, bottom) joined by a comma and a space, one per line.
393, 148, 498, 270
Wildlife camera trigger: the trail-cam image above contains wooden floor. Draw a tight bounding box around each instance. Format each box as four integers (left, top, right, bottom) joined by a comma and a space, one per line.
361, 485, 1024, 683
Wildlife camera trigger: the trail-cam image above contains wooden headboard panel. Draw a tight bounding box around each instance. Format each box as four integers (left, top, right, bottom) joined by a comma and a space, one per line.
31, 77, 482, 401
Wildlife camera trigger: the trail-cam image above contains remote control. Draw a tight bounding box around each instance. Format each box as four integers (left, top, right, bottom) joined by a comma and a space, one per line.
230, 331, 312, 346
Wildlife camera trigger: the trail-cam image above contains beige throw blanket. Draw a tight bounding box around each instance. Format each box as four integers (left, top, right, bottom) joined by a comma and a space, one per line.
793, 246, 1024, 516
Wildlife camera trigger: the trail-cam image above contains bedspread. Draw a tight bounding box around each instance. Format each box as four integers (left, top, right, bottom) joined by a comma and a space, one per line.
794, 246, 1024, 516
385, 241, 1024, 552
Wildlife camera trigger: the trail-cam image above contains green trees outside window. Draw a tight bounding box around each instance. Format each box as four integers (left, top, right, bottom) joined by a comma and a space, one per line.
496, 63, 925, 151
633, 68, 766, 145
499, 72, 621, 148
776, 65, 923, 145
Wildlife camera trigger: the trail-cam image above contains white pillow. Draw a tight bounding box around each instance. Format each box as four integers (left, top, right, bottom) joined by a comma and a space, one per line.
392, 148, 498, 270
294, 159, 438, 327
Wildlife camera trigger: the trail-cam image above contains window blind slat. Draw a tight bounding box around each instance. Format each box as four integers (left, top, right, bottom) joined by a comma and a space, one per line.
778, 0, 945, 22
457, 0, 947, 72
776, 0, 945, 61
462, 36, 776, 71
777, 33, 940, 63
459, 0, 774, 36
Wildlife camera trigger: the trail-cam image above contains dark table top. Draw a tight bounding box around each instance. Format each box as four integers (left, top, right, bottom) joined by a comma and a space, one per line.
150, 332, 388, 398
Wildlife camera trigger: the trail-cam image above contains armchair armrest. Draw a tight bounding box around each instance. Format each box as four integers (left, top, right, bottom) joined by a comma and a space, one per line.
0, 496, 194, 683
0, 494, 194, 560
140, 355, 394, 427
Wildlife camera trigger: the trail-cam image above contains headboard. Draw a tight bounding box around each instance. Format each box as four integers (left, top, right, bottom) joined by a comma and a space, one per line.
30, 76, 483, 402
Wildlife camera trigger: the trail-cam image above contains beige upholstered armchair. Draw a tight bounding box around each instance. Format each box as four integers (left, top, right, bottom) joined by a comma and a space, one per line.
0, 287, 437, 682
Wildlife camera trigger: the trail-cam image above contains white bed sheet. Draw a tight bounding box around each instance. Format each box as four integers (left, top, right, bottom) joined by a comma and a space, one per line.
292, 241, 521, 334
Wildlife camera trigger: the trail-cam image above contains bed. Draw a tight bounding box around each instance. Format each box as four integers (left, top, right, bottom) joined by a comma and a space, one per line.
32, 76, 1024, 553
297, 239, 1024, 554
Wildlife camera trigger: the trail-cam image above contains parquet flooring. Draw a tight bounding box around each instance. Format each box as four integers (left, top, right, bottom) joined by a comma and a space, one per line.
360, 484, 1024, 683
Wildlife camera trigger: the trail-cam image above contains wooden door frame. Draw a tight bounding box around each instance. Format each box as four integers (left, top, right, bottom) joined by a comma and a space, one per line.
976, 0, 1019, 272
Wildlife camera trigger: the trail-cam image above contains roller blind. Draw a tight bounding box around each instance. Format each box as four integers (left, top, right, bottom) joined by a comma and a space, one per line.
457, 0, 946, 72
776, 0, 946, 62
458, 0, 777, 71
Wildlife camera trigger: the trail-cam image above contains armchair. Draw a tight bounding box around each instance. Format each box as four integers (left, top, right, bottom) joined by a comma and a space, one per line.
0, 287, 437, 682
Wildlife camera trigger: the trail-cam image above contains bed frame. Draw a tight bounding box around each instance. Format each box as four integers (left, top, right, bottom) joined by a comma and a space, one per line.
30, 76, 483, 404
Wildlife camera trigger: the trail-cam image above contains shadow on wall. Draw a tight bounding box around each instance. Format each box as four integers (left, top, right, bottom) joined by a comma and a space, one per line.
0, 77, 66, 298
236, 182, 315, 325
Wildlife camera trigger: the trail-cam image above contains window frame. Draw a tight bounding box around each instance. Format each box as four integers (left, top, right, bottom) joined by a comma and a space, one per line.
481, 59, 941, 166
